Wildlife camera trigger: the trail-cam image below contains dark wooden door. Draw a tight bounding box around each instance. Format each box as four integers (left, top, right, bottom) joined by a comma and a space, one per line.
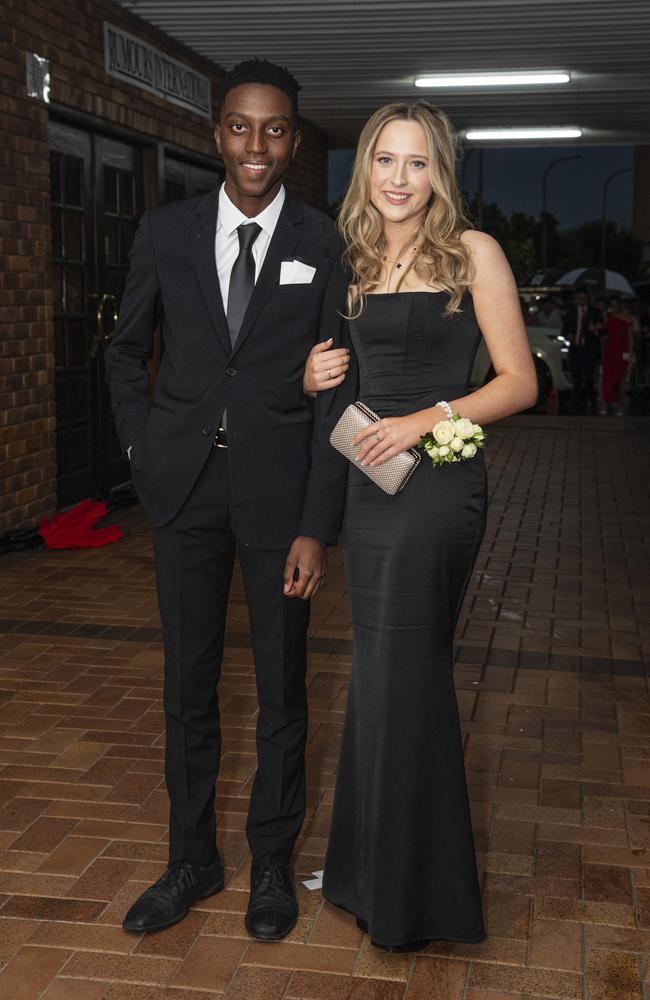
49, 122, 141, 508
163, 155, 222, 204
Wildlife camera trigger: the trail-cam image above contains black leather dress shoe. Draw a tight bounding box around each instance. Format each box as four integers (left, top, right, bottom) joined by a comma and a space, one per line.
123, 856, 224, 933
245, 862, 298, 941
356, 917, 429, 953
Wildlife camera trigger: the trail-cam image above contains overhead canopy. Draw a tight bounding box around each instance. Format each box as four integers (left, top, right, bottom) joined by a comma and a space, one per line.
115, 0, 650, 147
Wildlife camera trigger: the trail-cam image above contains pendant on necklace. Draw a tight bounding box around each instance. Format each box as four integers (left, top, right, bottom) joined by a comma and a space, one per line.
395, 262, 402, 269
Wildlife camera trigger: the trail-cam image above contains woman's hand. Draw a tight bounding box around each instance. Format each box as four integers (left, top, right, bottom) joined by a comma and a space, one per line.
303, 338, 350, 395
353, 413, 428, 467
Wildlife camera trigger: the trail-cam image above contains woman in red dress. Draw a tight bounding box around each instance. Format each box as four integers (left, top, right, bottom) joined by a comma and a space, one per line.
601, 296, 634, 416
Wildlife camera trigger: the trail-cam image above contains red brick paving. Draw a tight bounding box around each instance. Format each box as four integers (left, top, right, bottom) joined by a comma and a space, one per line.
0, 414, 648, 997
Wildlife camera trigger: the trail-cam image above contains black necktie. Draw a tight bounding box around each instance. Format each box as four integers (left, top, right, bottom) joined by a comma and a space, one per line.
226, 222, 262, 348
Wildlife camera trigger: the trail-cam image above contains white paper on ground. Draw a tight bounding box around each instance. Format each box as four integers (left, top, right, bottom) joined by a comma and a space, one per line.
302, 869, 324, 890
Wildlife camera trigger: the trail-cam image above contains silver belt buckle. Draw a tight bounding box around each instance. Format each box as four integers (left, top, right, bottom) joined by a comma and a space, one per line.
214, 427, 228, 448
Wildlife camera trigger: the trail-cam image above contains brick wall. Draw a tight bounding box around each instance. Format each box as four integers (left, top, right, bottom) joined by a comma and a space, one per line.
286, 120, 330, 213
1, 1, 54, 533
0, 0, 329, 533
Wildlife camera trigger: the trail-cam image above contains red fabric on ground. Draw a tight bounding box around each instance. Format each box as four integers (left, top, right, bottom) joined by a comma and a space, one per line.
38, 499, 123, 549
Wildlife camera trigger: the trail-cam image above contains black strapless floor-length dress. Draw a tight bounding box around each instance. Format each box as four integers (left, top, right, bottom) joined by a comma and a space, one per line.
322, 291, 487, 947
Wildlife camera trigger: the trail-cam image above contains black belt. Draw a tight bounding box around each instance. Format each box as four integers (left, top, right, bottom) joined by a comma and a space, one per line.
213, 427, 228, 448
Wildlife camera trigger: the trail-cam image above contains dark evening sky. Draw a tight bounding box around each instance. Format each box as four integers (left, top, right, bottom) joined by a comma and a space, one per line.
328, 145, 635, 231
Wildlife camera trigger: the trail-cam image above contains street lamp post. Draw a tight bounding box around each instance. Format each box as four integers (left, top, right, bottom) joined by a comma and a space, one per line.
460, 147, 475, 199
476, 148, 484, 229
541, 154, 582, 272
460, 147, 484, 229
600, 168, 632, 267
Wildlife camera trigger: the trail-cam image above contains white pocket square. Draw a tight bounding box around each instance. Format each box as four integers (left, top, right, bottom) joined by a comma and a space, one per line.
280, 260, 317, 285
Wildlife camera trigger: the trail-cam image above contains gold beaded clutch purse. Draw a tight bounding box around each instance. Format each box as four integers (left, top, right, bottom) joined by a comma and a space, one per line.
330, 401, 421, 496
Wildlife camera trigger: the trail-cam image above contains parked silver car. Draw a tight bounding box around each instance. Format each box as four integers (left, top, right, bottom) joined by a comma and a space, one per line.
471, 324, 572, 408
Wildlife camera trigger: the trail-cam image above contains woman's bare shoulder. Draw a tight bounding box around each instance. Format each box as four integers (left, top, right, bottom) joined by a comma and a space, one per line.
460, 228, 504, 258
460, 230, 513, 287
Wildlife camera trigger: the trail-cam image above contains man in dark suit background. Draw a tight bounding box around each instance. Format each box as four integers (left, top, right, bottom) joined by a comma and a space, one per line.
561, 285, 603, 414
105, 59, 352, 941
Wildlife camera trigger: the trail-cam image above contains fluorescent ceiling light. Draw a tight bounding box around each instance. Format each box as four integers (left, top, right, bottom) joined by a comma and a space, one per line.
415, 72, 570, 88
465, 127, 583, 141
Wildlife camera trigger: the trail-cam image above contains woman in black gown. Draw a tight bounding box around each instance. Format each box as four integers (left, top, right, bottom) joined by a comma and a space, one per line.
304, 101, 537, 952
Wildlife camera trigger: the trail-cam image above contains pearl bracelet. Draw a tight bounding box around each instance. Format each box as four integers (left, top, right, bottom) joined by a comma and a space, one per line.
435, 399, 454, 422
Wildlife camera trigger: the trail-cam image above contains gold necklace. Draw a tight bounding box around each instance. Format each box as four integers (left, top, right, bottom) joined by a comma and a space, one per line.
383, 246, 419, 270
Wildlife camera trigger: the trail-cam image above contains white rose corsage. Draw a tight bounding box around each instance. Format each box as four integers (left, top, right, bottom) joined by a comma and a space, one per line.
420, 415, 485, 466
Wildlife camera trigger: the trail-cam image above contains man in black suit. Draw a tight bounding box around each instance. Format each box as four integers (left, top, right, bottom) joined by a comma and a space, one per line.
561, 286, 603, 414
105, 59, 352, 941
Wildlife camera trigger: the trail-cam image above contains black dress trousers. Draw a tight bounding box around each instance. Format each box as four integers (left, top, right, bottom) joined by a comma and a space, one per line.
153, 445, 310, 867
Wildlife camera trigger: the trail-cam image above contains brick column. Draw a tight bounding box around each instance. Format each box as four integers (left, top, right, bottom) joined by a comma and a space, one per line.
0, 31, 56, 534
285, 119, 330, 213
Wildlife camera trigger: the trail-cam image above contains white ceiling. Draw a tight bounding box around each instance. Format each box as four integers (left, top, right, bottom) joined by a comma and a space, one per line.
114, 0, 650, 147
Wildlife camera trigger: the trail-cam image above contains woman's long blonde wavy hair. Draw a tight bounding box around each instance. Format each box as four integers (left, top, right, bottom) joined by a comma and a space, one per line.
339, 100, 473, 317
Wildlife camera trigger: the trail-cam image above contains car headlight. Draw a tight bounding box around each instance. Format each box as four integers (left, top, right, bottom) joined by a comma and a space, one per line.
545, 333, 570, 346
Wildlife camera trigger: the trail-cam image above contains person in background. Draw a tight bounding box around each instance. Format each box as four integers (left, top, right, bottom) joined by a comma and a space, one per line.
595, 295, 609, 319
561, 286, 603, 414
535, 295, 562, 329
601, 295, 635, 415
631, 299, 649, 386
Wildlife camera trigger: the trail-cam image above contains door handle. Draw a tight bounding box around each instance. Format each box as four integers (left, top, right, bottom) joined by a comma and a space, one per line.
89, 293, 119, 358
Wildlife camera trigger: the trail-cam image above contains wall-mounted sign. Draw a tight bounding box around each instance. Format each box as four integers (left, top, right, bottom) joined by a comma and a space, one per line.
103, 23, 211, 119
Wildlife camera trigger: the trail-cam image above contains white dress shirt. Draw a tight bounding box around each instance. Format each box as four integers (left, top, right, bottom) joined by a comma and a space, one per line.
215, 183, 286, 310
215, 183, 285, 431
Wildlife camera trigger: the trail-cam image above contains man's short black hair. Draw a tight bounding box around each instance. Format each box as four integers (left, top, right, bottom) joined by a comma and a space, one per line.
218, 58, 301, 119
575, 285, 589, 296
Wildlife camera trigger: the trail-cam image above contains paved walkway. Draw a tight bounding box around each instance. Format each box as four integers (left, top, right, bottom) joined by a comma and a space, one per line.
0, 415, 648, 999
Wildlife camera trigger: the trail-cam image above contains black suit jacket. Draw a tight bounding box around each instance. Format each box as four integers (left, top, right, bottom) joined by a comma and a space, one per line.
105, 188, 354, 547
561, 304, 602, 358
